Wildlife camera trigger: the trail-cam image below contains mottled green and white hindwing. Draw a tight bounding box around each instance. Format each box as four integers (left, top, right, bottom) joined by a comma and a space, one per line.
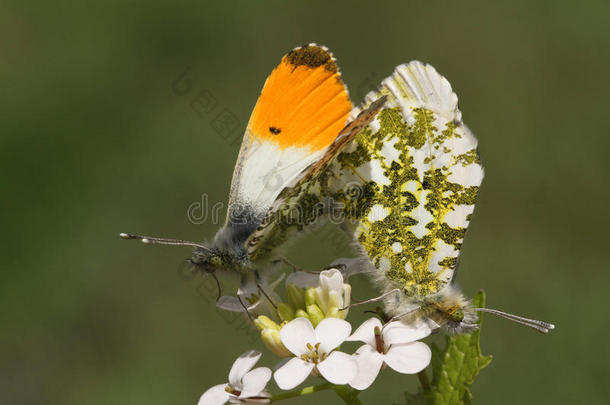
328, 62, 484, 299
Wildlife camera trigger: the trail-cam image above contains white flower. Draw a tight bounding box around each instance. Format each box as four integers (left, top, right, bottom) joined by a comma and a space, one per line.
285, 269, 351, 318
346, 318, 432, 390
273, 317, 357, 390
315, 269, 351, 317
199, 350, 271, 405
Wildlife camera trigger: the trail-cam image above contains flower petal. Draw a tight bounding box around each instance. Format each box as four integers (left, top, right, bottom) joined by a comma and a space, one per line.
383, 320, 431, 346
279, 317, 315, 356
315, 318, 352, 353
341, 284, 351, 307
349, 345, 384, 390
346, 318, 383, 347
198, 383, 230, 405
327, 290, 344, 311
384, 342, 431, 374
239, 367, 272, 398
317, 351, 357, 385
273, 358, 314, 390
319, 269, 344, 293
228, 351, 262, 387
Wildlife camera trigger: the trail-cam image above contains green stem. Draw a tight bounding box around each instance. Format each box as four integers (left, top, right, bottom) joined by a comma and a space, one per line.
270, 383, 363, 404
417, 369, 431, 392
270, 382, 333, 402
332, 385, 364, 405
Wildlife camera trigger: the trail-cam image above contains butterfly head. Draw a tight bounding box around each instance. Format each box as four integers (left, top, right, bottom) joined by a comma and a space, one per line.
416, 287, 479, 335
189, 246, 229, 274
442, 303, 478, 335
119, 232, 246, 276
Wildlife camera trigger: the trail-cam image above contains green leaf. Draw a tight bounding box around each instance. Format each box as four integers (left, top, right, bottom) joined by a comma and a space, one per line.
425, 290, 492, 405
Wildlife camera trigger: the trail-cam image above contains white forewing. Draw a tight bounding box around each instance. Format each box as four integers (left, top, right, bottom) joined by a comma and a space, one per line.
228, 135, 323, 216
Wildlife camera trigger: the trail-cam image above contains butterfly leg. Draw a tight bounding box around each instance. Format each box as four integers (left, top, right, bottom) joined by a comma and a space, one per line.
324, 262, 346, 272
271, 256, 321, 274
256, 282, 278, 310
210, 272, 222, 303
383, 307, 423, 326
339, 288, 401, 311
362, 307, 392, 323
270, 257, 303, 272
237, 295, 255, 322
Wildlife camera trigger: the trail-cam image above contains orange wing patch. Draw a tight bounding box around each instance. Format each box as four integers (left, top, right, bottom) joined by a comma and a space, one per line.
248, 44, 352, 152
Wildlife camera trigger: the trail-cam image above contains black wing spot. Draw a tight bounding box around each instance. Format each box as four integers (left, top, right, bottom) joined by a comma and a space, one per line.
269, 126, 281, 135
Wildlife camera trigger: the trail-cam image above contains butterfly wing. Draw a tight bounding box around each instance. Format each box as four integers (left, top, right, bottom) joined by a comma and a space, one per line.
215, 44, 352, 251
327, 62, 484, 298
246, 96, 387, 261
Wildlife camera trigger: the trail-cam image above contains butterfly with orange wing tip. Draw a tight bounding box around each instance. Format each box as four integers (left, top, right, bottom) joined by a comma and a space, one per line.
122, 44, 554, 335
121, 44, 386, 283
247, 62, 554, 335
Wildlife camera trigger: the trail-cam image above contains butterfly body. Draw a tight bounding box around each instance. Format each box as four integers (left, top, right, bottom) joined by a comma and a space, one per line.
122, 46, 553, 333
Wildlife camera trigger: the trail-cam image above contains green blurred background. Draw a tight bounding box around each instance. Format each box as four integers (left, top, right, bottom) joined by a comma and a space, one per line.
2, 0, 609, 404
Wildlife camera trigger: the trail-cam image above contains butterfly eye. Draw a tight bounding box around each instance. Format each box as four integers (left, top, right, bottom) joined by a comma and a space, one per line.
210, 256, 222, 266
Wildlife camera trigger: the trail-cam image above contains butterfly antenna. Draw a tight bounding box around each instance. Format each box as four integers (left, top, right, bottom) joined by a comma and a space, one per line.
119, 233, 210, 250
474, 308, 555, 334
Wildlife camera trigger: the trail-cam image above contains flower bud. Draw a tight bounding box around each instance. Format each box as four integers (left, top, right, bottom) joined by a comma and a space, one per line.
294, 309, 311, 321
314, 288, 330, 314
260, 328, 291, 357
276, 303, 295, 322
327, 291, 342, 312
254, 315, 281, 331
342, 284, 351, 308
285, 283, 306, 310
306, 304, 325, 326
325, 306, 342, 319
305, 287, 317, 306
